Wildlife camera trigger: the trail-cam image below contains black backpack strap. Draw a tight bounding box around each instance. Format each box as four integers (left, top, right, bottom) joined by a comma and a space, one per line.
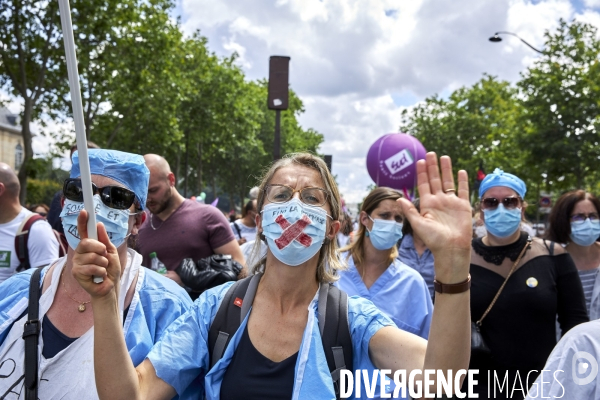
319, 284, 353, 399
232, 222, 242, 239
15, 214, 45, 272
208, 273, 262, 369
23, 267, 43, 400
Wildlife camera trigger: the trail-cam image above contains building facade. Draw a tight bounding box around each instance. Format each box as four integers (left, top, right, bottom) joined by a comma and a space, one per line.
0, 107, 23, 172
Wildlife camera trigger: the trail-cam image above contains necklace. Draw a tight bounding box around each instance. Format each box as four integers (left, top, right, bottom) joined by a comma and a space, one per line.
61, 269, 91, 312
472, 232, 531, 265
150, 213, 164, 231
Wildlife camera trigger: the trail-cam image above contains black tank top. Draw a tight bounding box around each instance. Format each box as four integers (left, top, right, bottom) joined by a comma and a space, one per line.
220, 325, 298, 399
42, 305, 131, 359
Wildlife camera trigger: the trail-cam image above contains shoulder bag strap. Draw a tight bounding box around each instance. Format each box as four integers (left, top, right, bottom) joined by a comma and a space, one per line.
23, 266, 43, 400
476, 237, 532, 326
233, 222, 242, 239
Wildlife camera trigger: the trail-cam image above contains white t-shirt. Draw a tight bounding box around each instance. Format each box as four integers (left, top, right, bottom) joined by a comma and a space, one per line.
0, 208, 59, 283
230, 219, 257, 242
240, 239, 267, 268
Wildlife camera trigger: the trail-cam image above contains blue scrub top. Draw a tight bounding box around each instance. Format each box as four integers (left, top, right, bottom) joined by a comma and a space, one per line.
0, 255, 196, 399
147, 280, 396, 399
398, 233, 436, 298
336, 252, 433, 339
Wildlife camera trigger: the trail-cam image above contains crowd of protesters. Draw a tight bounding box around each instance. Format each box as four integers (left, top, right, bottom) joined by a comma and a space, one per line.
0, 147, 599, 399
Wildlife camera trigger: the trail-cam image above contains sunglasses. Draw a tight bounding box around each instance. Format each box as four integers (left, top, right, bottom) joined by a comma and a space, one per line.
63, 178, 136, 210
481, 196, 521, 210
570, 213, 600, 223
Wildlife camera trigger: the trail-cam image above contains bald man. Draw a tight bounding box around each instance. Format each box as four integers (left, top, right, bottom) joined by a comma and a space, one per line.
0, 163, 58, 283
136, 154, 244, 286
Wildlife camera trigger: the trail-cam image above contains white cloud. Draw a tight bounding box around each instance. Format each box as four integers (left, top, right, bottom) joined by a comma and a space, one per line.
178, 0, 600, 202
584, 0, 600, 8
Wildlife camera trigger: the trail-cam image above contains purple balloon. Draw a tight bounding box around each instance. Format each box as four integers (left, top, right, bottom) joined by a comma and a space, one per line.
366, 133, 427, 190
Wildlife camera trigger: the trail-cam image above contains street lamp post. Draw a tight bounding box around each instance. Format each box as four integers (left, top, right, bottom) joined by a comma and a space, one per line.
489, 31, 544, 54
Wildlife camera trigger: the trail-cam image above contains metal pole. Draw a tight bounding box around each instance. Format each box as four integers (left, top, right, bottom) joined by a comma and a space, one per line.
274, 109, 281, 160
184, 131, 189, 198
491, 31, 544, 54
58, 0, 102, 283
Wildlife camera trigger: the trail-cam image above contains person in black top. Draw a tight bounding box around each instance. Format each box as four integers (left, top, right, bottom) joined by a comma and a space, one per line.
467, 168, 588, 399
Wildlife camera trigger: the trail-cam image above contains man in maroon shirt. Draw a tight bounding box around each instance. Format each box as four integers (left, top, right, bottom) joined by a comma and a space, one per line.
136, 154, 244, 286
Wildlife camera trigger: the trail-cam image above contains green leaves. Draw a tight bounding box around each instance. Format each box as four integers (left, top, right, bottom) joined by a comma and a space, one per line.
401, 20, 600, 195
1, 0, 322, 209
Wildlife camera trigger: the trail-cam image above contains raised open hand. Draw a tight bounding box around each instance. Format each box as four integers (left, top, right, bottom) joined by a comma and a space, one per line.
398, 152, 472, 282
71, 209, 122, 299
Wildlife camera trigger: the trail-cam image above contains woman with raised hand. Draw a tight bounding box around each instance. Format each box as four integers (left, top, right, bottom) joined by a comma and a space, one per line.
337, 188, 433, 340
73, 152, 472, 400
467, 168, 588, 399
546, 190, 600, 319
0, 149, 193, 399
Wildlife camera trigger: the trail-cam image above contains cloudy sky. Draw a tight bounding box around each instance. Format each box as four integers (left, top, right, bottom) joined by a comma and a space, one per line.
6, 0, 599, 204
173, 0, 600, 204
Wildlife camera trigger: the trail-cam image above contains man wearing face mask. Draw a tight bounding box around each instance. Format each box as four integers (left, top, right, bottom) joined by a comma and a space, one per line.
466, 168, 588, 399
0, 149, 195, 399
337, 187, 433, 342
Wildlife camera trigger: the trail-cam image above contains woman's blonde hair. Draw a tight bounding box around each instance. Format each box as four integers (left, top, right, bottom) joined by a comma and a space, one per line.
250, 153, 344, 283
341, 187, 402, 267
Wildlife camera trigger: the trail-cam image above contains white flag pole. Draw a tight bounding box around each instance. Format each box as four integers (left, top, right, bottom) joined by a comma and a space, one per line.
58, 0, 103, 283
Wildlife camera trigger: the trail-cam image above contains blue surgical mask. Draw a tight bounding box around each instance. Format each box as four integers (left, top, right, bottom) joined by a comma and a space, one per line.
261, 198, 330, 266
60, 195, 134, 250
483, 204, 522, 238
367, 216, 403, 250
570, 219, 600, 247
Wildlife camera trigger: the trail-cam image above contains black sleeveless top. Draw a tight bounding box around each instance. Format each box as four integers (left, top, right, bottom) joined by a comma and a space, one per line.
220, 325, 298, 399
42, 305, 131, 359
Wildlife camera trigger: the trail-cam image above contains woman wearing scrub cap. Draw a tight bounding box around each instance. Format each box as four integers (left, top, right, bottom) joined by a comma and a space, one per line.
546, 191, 600, 319
0, 149, 194, 399
74, 152, 473, 399
337, 187, 433, 340
467, 168, 588, 398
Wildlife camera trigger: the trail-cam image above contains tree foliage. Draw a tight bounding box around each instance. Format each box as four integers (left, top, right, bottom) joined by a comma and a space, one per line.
517, 19, 600, 191
400, 19, 600, 197
0, 0, 64, 203
1, 0, 323, 211
400, 75, 526, 193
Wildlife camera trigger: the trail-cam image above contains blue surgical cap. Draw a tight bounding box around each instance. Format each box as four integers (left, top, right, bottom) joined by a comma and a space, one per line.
71, 149, 150, 208
479, 168, 527, 199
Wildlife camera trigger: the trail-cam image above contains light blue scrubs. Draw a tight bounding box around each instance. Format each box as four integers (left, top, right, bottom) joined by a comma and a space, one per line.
0, 259, 197, 399
397, 233, 435, 298
525, 319, 600, 399
336, 253, 433, 339
147, 280, 395, 400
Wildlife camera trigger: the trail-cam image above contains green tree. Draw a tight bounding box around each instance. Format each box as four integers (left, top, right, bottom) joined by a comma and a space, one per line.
0, 0, 65, 204
400, 75, 526, 196
517, 19, 600, 191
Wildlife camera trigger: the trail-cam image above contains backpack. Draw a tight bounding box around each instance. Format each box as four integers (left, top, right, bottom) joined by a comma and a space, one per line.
15, 214, 68, 272
208, 274, 353, 399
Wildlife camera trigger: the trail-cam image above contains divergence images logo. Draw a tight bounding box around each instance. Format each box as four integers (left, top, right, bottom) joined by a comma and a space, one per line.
572, 351, 598, 386
384, 149, 414, 175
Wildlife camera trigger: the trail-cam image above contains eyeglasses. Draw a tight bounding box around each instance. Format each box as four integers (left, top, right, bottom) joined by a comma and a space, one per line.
63, 178, 136, 210
570, 213, 600, 223
264, 184, 329, 206
37, 212, 47, 217
481, 197, 521, 210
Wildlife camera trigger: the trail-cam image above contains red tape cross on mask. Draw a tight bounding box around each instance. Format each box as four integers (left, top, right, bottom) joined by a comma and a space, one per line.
274, 214, 313, 250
